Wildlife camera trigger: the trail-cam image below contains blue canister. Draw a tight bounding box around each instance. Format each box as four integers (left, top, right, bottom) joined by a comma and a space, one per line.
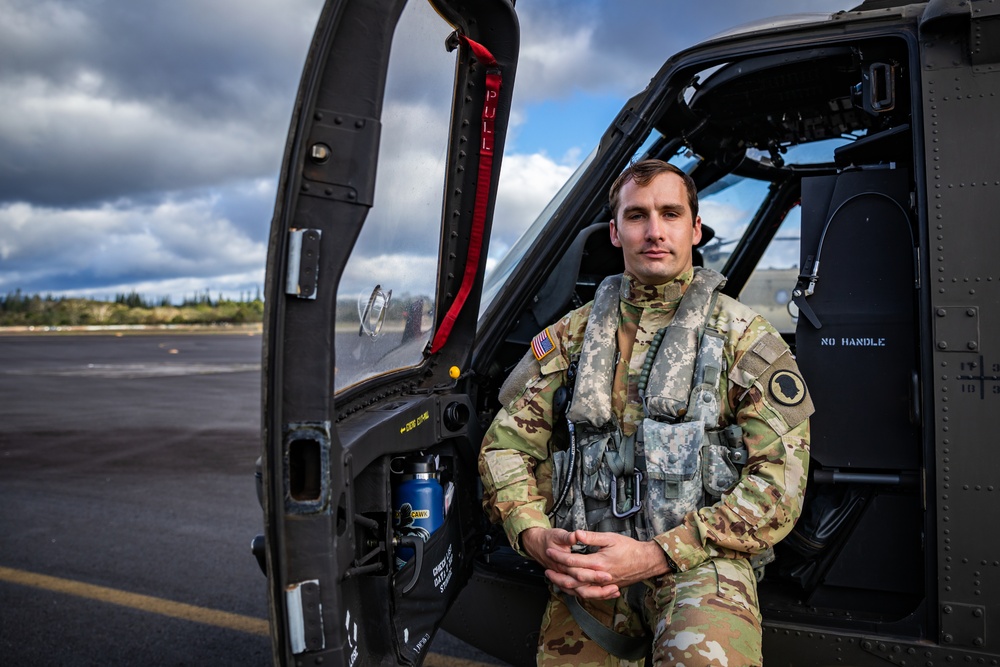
392, 454, 444, 569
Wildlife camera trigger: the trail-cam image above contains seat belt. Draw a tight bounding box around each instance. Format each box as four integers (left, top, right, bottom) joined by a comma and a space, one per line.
561, 592, 651, 661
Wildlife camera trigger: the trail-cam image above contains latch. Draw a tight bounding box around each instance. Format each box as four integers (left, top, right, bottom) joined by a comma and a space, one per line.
862, 62, 896, 113
284, 421, 332, 514
285, 229, 322, 300
358, 284, 392, 338
302, 110, 379, 206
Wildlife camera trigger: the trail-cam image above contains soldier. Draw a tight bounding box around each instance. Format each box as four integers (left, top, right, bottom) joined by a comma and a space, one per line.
479, 159, 812, 666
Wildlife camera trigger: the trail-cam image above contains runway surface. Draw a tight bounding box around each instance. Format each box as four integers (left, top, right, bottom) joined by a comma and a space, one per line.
0, 331, 504, 666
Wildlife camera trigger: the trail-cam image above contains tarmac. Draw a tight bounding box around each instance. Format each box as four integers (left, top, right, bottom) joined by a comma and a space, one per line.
0, 332, 503, 666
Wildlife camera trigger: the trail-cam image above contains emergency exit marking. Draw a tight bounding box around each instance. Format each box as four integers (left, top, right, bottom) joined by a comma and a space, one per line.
400, 411, 430, 434
956, 356, 1000, 399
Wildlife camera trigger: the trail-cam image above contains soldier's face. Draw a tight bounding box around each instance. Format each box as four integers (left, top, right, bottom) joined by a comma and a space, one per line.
610, 172, 702, 285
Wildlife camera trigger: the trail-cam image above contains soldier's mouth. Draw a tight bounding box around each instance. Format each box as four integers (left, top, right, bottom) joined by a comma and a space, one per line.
642, 248, 672, 258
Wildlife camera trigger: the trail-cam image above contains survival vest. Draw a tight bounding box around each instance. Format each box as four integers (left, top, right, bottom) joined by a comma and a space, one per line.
549, 268, 748, 541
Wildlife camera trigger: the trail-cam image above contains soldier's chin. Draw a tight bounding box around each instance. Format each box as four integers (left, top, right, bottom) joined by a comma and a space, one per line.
633, 264, 681, 285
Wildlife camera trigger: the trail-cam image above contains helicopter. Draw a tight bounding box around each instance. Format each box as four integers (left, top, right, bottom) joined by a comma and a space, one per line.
255, 0, 1000, 664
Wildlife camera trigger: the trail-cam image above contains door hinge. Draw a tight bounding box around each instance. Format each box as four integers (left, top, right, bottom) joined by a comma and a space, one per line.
286, 579, 325, 654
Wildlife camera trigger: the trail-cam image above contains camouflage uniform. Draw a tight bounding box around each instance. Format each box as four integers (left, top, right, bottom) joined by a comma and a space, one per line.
479, 269, 812, 666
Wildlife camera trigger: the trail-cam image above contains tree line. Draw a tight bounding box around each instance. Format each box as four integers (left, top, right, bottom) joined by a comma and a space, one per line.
0, 289, 264, 327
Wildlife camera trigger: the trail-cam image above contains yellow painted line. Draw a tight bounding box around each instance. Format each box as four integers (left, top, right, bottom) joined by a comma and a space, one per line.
1, 565, 500, 666
0, 565, 268, 636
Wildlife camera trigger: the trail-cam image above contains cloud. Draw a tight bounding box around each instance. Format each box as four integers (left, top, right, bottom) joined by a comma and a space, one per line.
0, 73, 287, 207
0, 193, 266, 299
0, 0, 323, 208
511, 0, 858, 101
0, 0, 859, 302
0, 0, 323, 299
490, 153, 578, 262
700, 199, 751, 243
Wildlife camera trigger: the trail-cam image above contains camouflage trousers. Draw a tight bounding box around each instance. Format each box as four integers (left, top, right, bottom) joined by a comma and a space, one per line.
536, 558, 762, 667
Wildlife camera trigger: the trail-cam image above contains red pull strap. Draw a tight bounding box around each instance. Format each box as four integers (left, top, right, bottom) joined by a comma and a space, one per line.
429, 35, 501, 354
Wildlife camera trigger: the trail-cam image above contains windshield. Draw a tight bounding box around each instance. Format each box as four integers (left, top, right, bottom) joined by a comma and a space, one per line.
479, 146, 597, 315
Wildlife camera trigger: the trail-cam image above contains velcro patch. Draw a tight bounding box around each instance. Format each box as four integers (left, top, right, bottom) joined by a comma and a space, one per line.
732, 331, 789, 389
498, 350, 541, 408
482, 450, 528, 488
531, 327, 556, 361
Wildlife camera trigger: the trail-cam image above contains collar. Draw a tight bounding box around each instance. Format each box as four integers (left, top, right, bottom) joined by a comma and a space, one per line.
619, 269, 694, 309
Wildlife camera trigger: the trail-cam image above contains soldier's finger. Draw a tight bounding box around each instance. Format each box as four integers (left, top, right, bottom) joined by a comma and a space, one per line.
547, 529, 576, 546
546, 570, 620, 599
549, 561, 612, 583
569, 583, 621, 600
544, 546, 599, 570
571, 530, 618, 548
544, 568, 583, 590
567, 566, 613, 584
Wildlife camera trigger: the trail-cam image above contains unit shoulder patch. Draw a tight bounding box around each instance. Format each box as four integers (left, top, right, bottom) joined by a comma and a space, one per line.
769, 370, 806, 407
759, 354, 814, 428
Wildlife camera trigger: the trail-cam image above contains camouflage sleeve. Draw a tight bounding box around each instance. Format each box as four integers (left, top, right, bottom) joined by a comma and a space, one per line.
653, 315, 813, 572
478, 313, 580, 556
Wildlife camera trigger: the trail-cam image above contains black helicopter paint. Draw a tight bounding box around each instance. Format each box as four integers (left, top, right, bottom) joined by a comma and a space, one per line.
253, 0, 1000, 664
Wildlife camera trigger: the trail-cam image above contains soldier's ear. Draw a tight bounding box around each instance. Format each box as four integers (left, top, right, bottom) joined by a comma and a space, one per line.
609, 219, 622, 248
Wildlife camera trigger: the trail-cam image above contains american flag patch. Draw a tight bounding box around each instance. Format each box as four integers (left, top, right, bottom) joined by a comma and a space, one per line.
531, 328, 556, 361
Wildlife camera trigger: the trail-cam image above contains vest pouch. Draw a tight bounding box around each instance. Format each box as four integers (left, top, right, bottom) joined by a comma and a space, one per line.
642, 418, 704, 535
702, 443, 739, 497
580, 431, 616, 501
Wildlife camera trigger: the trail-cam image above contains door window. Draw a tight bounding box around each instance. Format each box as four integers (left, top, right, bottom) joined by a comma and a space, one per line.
741, 206, 801, 334
334, 1, 454, 394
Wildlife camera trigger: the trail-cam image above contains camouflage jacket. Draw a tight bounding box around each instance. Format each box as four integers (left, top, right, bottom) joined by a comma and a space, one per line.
479, 269, 812, 573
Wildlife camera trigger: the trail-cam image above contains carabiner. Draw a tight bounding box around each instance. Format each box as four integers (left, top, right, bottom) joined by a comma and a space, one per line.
611, 471, 643, 519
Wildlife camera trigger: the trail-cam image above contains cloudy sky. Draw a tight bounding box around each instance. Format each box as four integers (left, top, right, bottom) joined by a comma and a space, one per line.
0, 0, 856, 304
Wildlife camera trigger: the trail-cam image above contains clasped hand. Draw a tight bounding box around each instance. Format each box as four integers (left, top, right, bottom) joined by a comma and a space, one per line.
520, 527, 669, 600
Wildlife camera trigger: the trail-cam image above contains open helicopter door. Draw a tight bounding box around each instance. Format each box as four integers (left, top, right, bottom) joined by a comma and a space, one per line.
259, 1, 518, 664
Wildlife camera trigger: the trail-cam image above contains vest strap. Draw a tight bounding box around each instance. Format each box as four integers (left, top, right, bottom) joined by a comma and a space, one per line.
561, 593, 651, 661
642, 268, 726, 419
565, 275, 622, 426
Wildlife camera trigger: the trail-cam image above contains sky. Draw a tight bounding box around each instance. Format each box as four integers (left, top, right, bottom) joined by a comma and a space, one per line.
0, 0, 858, 304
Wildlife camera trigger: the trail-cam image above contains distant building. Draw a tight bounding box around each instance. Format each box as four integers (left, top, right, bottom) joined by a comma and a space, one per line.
739, 267, 799, 335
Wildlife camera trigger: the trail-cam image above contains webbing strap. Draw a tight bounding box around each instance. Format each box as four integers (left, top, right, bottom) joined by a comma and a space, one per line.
561, 593, 651, 660
429, 35, 501, 353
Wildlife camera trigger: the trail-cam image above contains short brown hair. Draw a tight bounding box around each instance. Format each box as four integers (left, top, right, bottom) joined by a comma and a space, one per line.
609, 159, 699, 222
